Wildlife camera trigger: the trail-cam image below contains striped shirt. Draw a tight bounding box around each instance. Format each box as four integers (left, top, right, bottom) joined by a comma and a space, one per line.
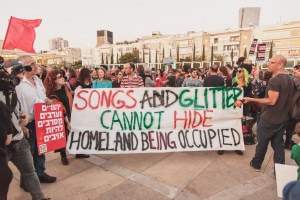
120, 74, 144, 88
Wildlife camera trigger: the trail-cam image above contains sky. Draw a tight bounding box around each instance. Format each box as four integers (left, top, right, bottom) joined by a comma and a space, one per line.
1, 0, 300, 52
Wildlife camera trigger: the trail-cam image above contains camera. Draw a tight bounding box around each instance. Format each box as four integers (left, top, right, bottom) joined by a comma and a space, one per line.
0, 57, 24, 93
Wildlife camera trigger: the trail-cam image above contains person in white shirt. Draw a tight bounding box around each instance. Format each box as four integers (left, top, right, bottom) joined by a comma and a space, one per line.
15, 55, 57, 189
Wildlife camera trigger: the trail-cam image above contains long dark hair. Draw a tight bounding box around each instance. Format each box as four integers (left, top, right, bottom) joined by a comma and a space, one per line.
77, 68, 91, 84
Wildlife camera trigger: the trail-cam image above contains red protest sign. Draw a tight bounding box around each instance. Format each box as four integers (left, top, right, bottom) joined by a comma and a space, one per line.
34, 102, 66, 155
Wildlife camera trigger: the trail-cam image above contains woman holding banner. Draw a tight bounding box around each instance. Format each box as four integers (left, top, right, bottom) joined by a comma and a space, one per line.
233, 64, 255, 148
44, 69, 73, 165
92, 67, 112, 88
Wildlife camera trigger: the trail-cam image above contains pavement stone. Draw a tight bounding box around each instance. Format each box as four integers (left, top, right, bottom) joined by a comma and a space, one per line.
7, 137, 299, 200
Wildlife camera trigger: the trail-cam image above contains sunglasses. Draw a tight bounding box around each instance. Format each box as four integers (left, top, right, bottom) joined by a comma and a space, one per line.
238, 70, 243, 73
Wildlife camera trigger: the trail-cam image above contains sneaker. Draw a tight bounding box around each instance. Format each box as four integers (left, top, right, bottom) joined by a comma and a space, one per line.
20, 181, 29, 192
61, 157, 69, 165
250, 161, 261, 172
75, 154, 90, 159
217, 150, 224, 155
39, 173, 57, 183
235, 150, 244, 156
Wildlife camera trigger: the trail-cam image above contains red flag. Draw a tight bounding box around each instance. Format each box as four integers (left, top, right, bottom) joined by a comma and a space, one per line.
2, 16, 42, 53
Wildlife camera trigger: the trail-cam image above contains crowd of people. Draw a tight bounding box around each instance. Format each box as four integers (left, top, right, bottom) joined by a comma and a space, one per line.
1, 54, 300, 200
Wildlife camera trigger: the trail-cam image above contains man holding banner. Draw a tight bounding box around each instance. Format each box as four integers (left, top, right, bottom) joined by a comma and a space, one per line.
15, 55, 57, 188
244, 55, 294, 172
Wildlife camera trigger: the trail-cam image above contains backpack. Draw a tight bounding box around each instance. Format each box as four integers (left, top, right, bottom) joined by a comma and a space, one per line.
175, 75, 184, 87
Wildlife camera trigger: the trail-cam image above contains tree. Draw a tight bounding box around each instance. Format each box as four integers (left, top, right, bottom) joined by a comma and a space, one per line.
269, 40, 273, 59
133, 48, 140, 62
177, 45, 179, 62
119, 52, 139, 63
193, 43, 196, 61
183, 56, 192, 62
210, 44, 214, 67
231, 48, 234, 67
202, 45, 205, 61
101, 52, 104, 64
243, 47, 247, 58
111, 50, 114, 64
135, 48, 140, 63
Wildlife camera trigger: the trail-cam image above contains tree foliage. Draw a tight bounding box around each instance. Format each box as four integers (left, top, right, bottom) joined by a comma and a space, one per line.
202, 45, 205, 61
231, 48, 234, 67
111, 50, 114, 64
177, 45, 179, 62
193, 43, 196, 61
119, 51, 139, 63
210, 44, 214, 67
269, 40, 273, 59
243, 47, 247, 58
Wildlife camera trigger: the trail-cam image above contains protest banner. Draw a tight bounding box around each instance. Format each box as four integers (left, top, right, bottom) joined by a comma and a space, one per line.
256, 43, 267, 61
35, 102, 66, 155
67, 87, 244, 154
249, 39, 258, 55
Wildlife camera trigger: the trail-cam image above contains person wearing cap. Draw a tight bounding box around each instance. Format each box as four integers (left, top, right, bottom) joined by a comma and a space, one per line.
1, 59, 50, 200
15, 55, 57, 188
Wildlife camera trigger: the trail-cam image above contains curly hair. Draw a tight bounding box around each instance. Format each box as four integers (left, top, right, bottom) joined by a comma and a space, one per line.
44, 69, 63, 97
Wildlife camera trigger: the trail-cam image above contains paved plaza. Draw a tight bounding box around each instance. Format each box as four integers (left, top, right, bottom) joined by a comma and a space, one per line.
8, 139, 299, 200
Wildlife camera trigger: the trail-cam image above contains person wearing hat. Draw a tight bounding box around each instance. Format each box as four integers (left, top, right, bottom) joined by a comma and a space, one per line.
0, 59, 50, 200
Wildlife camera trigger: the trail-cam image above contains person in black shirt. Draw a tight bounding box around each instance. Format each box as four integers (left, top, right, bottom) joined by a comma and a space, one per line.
112, 70, 123, 88
165, 69, 177, 87
203, 65, 224, 87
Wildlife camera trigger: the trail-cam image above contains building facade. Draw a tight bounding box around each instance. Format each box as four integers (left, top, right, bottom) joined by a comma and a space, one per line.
239, 7, 261, 28
97, 30, 113, 46
49, 37, 69, 51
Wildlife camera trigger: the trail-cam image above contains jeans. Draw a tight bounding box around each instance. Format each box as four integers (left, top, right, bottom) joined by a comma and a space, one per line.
285, 118, 297, 145
0, 149, 12, 200
251, 117, 286, 168
283, 180, 300, 200
6, 137, 44, 200
26, 121, 46, 177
